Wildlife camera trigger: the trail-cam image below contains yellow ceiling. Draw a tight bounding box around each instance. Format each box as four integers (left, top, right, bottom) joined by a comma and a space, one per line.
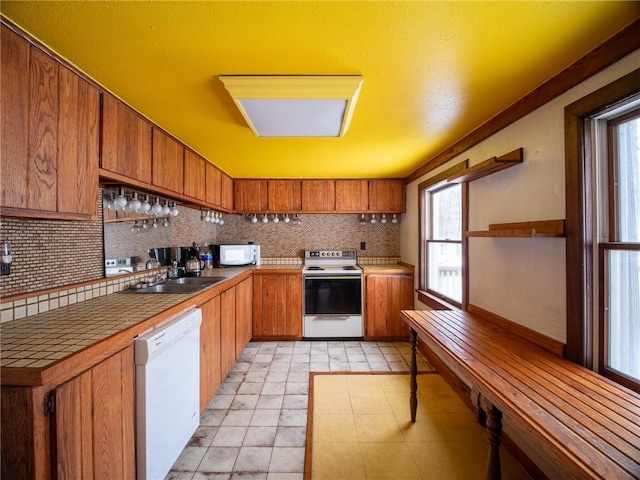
1, 1, 638, 179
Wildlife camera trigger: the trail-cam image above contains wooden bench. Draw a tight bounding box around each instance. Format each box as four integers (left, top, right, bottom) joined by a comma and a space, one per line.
401, 308, 640, 480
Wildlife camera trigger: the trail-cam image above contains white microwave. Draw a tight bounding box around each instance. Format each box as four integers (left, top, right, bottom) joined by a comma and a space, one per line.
213, 244, 257, 267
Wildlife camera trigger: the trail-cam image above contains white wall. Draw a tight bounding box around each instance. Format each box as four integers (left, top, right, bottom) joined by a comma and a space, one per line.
401, 52, 639, 343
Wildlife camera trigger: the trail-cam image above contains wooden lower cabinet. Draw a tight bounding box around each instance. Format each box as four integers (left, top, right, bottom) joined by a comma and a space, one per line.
253, 273, 302, 339
365, 274, 413, 340
220, 287, 237, 379
200, 295, 222, 412
235, 278, 253, 356
199, 277, 252, 412
1, 346, 135, 480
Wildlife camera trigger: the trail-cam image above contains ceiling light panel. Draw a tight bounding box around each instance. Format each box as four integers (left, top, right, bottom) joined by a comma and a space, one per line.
220, 76, 363, 137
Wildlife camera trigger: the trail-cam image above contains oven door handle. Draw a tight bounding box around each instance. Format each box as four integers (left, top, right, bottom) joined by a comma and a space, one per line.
304, 275, 362, 280
309, 315, 350, 321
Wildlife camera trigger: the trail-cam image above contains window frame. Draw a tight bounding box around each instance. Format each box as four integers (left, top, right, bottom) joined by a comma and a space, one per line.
565, 68, 640, 392
418, 161, 468, 310
598, 107, 640, 390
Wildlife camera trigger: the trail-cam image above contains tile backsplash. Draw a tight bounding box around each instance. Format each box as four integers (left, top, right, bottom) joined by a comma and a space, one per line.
0, 216, 104, 297
218, 214, 400, 258
2, 190, 401, 299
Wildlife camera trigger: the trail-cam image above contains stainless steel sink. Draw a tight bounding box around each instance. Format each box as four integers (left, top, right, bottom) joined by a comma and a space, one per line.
167, 276, 226, 285
123, 276, 226, 294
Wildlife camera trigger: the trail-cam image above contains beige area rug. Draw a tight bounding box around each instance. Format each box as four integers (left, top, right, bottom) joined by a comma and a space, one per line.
304, 373, 530, 480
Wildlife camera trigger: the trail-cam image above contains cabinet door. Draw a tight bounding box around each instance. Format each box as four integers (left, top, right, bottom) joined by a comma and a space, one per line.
268, 180, 302, 212
221, 172, 234, 211
253, 274, 302, 338
51, 370, 94, 479
1, 25, 98, 220
336, 180, 368, 212
234, 179, 268, 212
365, 275, 413, 339
101, 94, 152, 184
184, 149, 206, 201
200, 295, 221, 412
57, 67, 99, 217
301, 180, 335, 212
368, 179, 405, 213
152, 128, 184, 194
91, 345, 135, 480
51, 346, 135, 480
205, 162, 222, 207
235, 278, 253, 355
1, 28, 57, 213
220, 287, 237, 379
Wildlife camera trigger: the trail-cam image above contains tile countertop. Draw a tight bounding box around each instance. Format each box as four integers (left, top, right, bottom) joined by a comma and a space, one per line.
360, 263, 414, 274
0, 265, 302, 387
1, 263, 415, 386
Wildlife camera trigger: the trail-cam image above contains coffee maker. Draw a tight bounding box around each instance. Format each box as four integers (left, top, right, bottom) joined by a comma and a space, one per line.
176, 245, 203, 277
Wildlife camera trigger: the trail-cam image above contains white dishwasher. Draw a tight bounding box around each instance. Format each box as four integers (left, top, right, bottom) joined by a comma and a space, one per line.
135, 308, 202, 480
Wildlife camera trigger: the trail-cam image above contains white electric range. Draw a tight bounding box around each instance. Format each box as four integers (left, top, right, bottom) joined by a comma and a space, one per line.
302, 249, 363, 338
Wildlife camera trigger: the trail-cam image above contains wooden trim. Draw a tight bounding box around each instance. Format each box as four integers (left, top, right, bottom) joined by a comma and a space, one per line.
0, 207, 96, 222
461, 181, 469, 311
447, 148, 523, 184
599, 242, 640, 250
416, 290, 454, 310
417, 160, 467, 191
467, 219, 566, 238
564, 68, 640, 367
405, 19, 640, 184
467, 304, 565, 358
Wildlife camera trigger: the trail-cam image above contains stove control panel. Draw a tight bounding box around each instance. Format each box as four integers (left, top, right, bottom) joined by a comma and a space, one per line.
306, 249, 357, 258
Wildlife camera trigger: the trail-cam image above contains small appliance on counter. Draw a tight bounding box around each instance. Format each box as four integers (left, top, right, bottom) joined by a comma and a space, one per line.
213, 244, 258, 267
148, 247, 172, 266
175, 246, 195, 269
185, 254, 205, 276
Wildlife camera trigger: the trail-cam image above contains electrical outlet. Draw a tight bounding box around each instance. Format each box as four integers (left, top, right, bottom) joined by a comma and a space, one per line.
0, 263, 10, 276
360, 241, 366, 250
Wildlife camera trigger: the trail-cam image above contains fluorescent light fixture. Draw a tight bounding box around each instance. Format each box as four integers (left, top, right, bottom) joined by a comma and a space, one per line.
219, 75, 363, 137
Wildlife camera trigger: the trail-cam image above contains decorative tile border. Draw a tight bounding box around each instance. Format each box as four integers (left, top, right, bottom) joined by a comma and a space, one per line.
0, 270, 165, 324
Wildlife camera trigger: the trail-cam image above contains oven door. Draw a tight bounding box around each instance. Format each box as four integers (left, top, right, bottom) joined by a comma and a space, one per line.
303, 275, 363, 338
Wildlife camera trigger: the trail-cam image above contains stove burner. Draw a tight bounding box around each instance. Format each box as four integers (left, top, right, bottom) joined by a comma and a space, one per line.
306, 266, 324, 270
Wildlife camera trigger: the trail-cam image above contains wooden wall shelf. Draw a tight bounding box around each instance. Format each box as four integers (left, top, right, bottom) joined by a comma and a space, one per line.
447, 148, 523, 183
466, 219, 565, 238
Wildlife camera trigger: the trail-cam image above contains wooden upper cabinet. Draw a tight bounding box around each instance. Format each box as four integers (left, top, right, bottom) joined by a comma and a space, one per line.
57, 67, 99, 217
221, 172, 234, 211
268, 180, 302, 213
336, 180, 368, 212
152, 128, 184, 194
368, 179, 405, 213
301, 180, 335, 212
234, 179, 268, 212
0, 25, 98, 219
101, 94, 152, 184
183, 149, 206, 201
205, 162, 222, 207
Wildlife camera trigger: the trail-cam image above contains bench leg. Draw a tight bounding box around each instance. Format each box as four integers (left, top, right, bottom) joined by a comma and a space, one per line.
410, 328, 418, 422
486, 403, 503, 480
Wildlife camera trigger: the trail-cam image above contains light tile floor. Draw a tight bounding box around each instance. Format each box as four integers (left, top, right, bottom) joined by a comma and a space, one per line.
167, 340, 432, 480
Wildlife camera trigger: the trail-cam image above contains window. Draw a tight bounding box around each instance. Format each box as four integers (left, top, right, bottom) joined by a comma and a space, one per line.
599, 108, 640, 387
418, 162, 467, 308
565, 69, 639, 393
426, 184, 462, 303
